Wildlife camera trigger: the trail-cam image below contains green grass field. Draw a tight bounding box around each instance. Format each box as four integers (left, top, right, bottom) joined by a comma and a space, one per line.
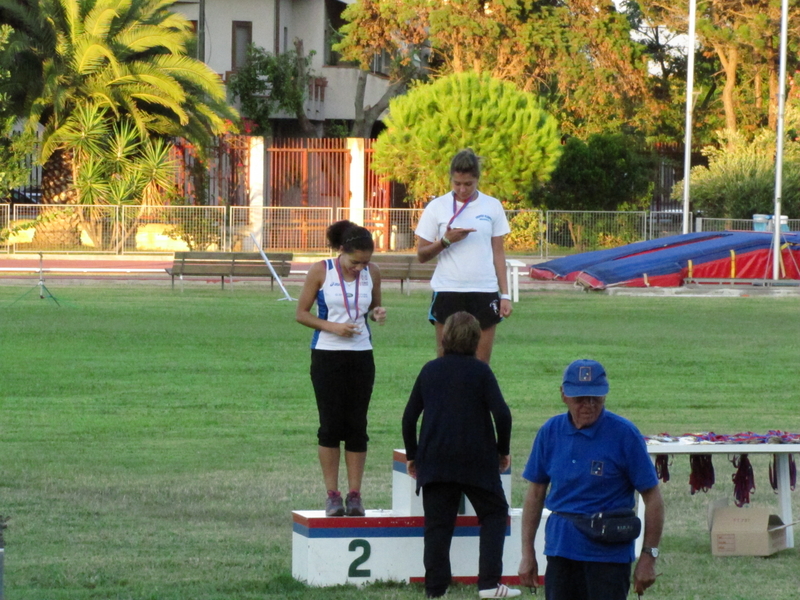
1, 281, 799, 599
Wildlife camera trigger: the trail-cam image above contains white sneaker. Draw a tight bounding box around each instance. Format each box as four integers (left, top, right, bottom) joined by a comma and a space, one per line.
478, 584, 522, 598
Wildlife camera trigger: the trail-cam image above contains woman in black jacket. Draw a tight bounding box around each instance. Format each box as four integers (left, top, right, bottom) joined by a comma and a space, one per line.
402, 311, 520, 599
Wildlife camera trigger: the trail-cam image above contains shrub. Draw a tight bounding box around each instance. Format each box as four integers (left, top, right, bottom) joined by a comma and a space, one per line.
673, 118, 800, 219
534, 132, 656, 211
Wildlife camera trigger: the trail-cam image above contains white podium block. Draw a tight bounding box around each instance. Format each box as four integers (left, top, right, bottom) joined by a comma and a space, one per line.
292, 510, 426, 586
292, 449, 550, 587
392, 450, 512, 517
392, 450, 424, 516
292, 509, 537, 586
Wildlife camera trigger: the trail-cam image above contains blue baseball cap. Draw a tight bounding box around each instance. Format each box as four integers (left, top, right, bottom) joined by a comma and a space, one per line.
562, 359, 609, 397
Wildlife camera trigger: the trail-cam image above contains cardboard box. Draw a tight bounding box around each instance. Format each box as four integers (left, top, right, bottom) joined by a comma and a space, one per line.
708, 499, 792, 556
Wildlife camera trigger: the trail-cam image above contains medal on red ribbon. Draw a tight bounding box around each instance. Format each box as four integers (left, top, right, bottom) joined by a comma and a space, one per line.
448, 190, 477, 229
335, 256, 360, 323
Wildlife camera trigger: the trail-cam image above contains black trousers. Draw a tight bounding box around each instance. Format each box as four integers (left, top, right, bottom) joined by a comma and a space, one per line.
310, 350, 374, 452
421, 482, 509, 597
544, 555, 632, 600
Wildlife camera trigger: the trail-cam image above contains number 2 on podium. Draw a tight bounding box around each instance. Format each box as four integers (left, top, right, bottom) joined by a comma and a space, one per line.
348, 539, 371, 577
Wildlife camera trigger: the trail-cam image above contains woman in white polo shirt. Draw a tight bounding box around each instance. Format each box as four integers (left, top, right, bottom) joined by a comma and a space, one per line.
415, 149, 512, 364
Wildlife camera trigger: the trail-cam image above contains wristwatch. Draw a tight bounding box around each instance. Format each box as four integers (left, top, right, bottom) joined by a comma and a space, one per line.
641, 547, 659, 558
440, 236, 451, 248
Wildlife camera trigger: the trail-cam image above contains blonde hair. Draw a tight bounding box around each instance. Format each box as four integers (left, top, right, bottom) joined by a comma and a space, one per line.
442, 311, 481, 355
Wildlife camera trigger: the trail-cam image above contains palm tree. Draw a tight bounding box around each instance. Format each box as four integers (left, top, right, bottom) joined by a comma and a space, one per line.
0, 0, 238, 208
47, 101, 180, 250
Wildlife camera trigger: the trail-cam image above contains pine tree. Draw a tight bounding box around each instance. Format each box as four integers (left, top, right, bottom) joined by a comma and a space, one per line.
373, 72, 562, 206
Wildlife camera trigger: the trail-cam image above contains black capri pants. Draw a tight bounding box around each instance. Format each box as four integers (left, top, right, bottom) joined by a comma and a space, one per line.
310, 349, 375, 452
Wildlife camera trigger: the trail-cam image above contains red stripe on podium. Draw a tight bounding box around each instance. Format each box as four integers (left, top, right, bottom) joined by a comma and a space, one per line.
292, 512, 485, 528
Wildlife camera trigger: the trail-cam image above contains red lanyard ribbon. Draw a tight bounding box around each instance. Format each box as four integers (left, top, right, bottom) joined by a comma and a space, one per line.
335, 256, 360, 322
448, 191, 477, 228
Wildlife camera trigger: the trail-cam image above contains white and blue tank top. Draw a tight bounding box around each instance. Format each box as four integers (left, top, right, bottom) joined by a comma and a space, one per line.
311, 258, 374, 351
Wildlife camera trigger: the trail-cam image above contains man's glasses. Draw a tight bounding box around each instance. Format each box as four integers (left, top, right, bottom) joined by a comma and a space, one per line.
572, 396, 604, 406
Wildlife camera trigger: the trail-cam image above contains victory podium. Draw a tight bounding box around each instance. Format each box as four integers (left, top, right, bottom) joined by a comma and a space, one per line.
292, 449, 549, 586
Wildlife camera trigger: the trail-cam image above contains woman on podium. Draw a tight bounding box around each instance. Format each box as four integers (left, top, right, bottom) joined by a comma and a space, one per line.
296, 220, 386, 517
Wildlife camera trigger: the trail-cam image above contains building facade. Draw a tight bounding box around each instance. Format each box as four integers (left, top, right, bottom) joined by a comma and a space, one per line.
174, 0, 393, 133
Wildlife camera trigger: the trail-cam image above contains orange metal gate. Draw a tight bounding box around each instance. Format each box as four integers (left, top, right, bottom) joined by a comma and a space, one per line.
168, 136, 397, 251
267, 138, 394, 250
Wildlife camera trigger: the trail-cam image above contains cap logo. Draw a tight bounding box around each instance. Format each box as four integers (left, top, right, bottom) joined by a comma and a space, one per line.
579, 366, 592, 382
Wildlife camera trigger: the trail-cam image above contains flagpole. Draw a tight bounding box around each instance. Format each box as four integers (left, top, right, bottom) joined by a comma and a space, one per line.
772, 0, 789, 279
681, 0, 698, 234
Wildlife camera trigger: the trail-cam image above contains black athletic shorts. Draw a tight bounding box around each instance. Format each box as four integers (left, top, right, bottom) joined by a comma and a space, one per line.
428, 291, 502, 329
310, 349, 375, 452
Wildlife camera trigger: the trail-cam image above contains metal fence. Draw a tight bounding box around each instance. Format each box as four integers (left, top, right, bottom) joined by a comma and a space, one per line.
648, 211, 685, 239
0, 204, 8, 253
126, 205, 228, 252
171, 136, 251, 206
545, 211, 648, 256
334, 207, 423, 252
231, 206, 335, 252
268, 138, 350, 208
4, 204, 795, 256
2, 204, 227, 254
697, 217, 800, 232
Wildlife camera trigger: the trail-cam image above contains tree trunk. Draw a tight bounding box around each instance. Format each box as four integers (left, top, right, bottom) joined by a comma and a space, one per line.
754, 68, 762, 112
293, 39, 318, 136
41, 149, 76, 205
350, 70, 409, 138
714, 43, 739, 137
768, 62, 779, 131
35, 149, 82, 249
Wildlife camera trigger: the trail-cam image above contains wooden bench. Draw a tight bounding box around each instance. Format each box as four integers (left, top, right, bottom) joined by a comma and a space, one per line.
369, 254, 436, 294
166, 251, 293, 290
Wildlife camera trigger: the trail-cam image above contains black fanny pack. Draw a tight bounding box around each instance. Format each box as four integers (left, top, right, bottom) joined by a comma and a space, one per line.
557, 510, 641, 544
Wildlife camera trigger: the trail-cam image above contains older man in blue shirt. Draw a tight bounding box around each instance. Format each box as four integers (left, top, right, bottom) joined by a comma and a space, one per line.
518, 359, 664, 599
